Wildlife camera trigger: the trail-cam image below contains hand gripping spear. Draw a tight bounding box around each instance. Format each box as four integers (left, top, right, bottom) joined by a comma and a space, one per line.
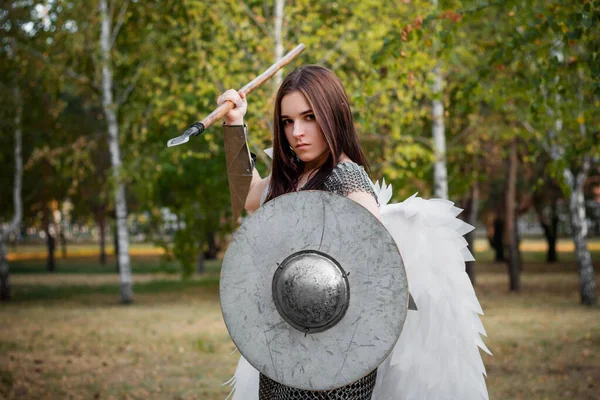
166, 44, 306, 221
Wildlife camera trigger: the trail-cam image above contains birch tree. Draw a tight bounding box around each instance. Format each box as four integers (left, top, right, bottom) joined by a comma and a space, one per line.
0, 3, 50, 297
548, 55, 597, 305
531, 6, 598, 304
0, 84, 23, 302
431, 0, 448, 200
273, 0, 285, 89
494, 0, 599, 303
99, 0, 132, 303
564, 113, 597, 305
569, 69, 597, 305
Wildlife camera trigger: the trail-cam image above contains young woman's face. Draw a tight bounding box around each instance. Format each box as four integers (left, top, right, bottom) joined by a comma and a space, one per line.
280, 91, 329, 168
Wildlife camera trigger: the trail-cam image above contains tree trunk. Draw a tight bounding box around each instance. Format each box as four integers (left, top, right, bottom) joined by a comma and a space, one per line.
100, 0, 133, 303
0, 240, 10, 301
535, 199, 559, 263
563, 101, 597, 305
547, 211, 558, 263
196, 241, 205, 275
546, 40, 595, 305
543, 220, 558, 263
465, 181, 479, 285
568, 70, 597, 305
547, 200, 559, 263
0, 84, 23, 302
431, 63, 448, 200
43, 207, 56, 272
273, 0, 285, 89
59, 227, 67, 259
505, 139, 521, 292
46, 228, 56, 272
113, 222, 120, 273
491, 216, 505, 262
97, 209, 107, 265
567, 169, 597, 305
431, 0, 447, 200
204, 231, 218, 260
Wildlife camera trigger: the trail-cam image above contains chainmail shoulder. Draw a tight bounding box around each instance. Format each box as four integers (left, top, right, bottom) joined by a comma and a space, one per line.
322, 162, 377, 203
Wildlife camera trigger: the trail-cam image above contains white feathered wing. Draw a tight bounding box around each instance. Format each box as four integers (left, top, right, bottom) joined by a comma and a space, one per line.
224, 352, 259, 400
225, 177, 491, 400
371, 179, 491, 400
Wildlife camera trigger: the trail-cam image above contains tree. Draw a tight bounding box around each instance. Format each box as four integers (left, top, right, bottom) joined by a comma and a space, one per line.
505, 138, 521, 291
98, 0, 133, 302
0, 84, 23, 302
34, 0, 173, 299
0, 1, 69, 277
503, 0, 599, 304
431, 0, 448, 200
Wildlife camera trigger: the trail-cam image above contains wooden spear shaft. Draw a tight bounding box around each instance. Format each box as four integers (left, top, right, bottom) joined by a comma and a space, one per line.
167, 43, 306, 147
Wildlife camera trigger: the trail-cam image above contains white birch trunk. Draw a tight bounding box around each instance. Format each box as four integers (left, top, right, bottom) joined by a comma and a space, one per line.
432, 64, 448, 200
1, 85, 24, 302
549, 44, 597, 304
273, 0, 285, 89
562, 78, 597, 305
564, 164, 597, 305
100, 0, 133, 303
431, 0, 448, 200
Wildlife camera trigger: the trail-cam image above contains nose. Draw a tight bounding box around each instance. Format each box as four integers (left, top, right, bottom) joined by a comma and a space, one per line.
291, 120, 304, 138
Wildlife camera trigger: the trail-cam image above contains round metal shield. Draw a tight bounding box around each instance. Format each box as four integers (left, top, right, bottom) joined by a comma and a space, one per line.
220, 191, 408, 391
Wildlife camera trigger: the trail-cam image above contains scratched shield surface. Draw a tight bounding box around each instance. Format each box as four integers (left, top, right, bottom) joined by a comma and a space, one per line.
220, 191, 408, 391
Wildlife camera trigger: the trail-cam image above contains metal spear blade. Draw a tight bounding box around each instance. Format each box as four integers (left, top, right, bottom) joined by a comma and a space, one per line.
167, 134, 190, 147
167, 123, 204, 148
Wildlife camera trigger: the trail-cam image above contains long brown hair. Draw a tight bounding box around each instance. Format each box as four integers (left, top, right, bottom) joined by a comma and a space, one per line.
266, 65, 369, 202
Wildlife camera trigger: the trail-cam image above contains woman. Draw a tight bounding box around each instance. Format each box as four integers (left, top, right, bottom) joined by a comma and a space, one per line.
219, 66, 490, 400
219, 65, 379, 217
218, 65, 381, 399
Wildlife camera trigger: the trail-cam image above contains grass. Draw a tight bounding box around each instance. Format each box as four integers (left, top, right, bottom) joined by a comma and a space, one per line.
10, 277, 220, 303
9, 253, 223, 276
476, 268, 600, 400
0, 241, 599, 399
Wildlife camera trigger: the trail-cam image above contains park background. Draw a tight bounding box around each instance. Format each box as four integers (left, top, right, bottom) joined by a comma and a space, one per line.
1, 0, 599, 399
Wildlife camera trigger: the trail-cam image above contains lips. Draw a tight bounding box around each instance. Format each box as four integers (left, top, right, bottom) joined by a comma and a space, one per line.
296, 143, 309, 149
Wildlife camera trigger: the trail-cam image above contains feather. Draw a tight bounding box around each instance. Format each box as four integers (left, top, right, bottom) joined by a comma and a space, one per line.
225, 355, 259, 400
372, 177, 393, 208
373, 185, 491, 400
224, 169, 490, 399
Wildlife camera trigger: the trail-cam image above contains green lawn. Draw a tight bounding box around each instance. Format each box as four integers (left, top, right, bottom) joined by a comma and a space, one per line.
8, 255, 223, 276
0, 241, 599, 399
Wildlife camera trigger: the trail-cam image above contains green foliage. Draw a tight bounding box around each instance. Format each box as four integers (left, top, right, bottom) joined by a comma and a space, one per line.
3, 0, 599, 266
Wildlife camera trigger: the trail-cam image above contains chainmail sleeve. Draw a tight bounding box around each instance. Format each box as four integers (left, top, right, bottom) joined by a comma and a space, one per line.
322, 162, 377, 203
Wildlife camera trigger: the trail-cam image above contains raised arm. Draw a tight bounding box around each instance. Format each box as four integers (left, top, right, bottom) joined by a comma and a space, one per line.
218, 89, 269, 214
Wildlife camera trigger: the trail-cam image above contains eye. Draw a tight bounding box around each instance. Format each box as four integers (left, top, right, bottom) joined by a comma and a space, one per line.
282, 118, 293, 126
305, 114, 316, 121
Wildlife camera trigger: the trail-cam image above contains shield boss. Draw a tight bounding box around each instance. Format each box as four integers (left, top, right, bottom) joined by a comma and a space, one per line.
220, 191, 408, 391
